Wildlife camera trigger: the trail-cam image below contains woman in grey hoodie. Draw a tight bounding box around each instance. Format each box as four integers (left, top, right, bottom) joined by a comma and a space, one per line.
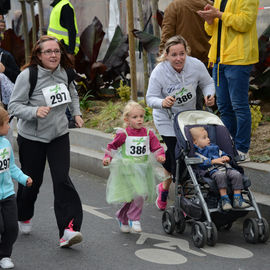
146, 35, 215, 210
8, 35, 83, 248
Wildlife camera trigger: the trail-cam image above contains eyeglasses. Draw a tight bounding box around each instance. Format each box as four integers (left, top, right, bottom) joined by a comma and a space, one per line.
40, 49, 61, 56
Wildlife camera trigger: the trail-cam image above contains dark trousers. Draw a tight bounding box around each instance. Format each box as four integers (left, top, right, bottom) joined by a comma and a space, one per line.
161, 136, 177, 177
16, 133, 83, 238
211, 169, 243, 190
0, 195, 18, 259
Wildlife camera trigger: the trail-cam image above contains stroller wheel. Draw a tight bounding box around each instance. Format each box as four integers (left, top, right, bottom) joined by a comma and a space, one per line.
207, 222, 218, 247
191, 221, 207, 248
175, 210, 186, 234
243, 218, 259, 244
162, 208, 175, 234
258, 218, 269, 243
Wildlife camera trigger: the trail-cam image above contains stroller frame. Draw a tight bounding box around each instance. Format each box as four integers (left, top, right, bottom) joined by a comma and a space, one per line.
161, 110, 269, 248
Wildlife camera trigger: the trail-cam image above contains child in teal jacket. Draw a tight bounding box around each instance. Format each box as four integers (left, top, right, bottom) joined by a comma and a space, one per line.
0, 107, 32, 269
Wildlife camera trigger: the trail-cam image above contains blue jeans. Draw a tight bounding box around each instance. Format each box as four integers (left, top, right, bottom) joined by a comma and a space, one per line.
213, 63, 252, 153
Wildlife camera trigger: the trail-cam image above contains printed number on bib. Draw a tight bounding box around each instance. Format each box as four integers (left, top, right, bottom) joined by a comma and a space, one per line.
175, 92, 193, 105
125, 136, 150, 157
42, 83, 71, 107
130, 145, 147, 155
172, 85, 195, 107
0, 147, 10, 173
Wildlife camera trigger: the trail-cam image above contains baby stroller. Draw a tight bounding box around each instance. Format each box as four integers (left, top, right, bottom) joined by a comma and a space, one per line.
161, 110, 269, 248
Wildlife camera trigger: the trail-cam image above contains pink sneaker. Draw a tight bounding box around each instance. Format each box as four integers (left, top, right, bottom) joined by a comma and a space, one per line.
60, 219, 82, 248
156, 183, 168, 210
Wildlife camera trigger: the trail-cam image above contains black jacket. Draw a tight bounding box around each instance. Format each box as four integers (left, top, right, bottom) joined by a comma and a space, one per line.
0, 48, 20, 83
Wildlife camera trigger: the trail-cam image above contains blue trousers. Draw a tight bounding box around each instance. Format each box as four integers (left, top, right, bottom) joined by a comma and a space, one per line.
213, 63, 252, 153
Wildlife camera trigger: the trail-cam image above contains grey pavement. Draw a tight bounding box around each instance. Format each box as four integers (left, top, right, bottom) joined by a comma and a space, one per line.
13, 167, 270, 270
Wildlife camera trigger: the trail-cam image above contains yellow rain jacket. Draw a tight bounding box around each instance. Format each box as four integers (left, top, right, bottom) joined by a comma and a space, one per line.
205, 0, 259, 66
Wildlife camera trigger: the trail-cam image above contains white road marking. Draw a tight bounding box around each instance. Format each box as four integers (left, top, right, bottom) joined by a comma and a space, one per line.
137, 232, 206, 257
201, 244, 253, 259
82, 204, 113, 220
135, 248, 187, 265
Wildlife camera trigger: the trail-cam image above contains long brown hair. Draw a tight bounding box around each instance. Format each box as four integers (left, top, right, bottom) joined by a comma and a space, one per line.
22, 35, 73, 70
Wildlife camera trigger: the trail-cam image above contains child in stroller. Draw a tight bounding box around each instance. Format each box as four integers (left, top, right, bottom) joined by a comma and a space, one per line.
190, 126, 249, 211
161, 110, 269, 248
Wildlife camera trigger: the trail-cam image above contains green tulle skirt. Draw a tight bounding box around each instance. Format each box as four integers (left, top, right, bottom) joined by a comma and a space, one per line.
106, 156, 161, 204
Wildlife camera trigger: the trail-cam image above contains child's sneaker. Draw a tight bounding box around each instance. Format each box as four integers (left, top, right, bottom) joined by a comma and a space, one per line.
128, 220, 142, 233
117, 219, 130, 233
18, 219, 32, 234
60, 220, 82, 248
233, 195, 250, 209
221, 196, 232, 211
156, 183, 168, 211
0, 257, 14, 269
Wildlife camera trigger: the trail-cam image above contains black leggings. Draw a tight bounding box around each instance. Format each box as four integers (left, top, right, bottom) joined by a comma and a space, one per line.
161, 136, 177, 177
16, 133, 83, 238
0, 195, 18, 259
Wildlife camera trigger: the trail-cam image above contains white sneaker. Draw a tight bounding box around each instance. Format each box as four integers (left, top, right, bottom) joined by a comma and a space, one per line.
0, 258, 14, 269
233, 196, 250, 209
18, 220, 32, 234
117, 219, 130, 233
60, 229, 83, 248
237, 150, 250, 162
128, 220, 142, 233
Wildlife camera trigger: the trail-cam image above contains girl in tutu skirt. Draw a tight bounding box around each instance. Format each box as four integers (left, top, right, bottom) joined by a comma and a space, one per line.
103, 101, 165, 233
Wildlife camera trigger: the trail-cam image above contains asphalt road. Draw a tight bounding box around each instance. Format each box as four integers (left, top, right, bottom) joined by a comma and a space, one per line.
12, 167, 270, 270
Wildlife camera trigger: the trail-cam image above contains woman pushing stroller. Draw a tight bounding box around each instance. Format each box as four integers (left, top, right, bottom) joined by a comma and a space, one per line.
146, 35, 215, 210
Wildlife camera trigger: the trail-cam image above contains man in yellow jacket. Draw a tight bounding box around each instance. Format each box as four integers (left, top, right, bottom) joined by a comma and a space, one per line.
198, 0, 259, 161
48, 0, 80, 63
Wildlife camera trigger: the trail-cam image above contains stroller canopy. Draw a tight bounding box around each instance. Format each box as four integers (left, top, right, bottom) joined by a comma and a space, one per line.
174, 110, 225, 141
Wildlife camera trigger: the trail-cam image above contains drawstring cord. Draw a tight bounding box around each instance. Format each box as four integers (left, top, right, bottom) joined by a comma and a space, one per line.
217, 62, 220, 87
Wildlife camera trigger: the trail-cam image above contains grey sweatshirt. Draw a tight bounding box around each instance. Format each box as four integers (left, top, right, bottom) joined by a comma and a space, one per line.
8, 65, 81, 143
146, 56, 215, 136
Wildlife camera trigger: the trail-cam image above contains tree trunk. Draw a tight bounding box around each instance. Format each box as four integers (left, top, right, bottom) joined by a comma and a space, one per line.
137, 0, 149, 101
29, 0, 37, 44
127, 0, 137, 101
38, 0, 45, 36
19, 0, 30, 63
